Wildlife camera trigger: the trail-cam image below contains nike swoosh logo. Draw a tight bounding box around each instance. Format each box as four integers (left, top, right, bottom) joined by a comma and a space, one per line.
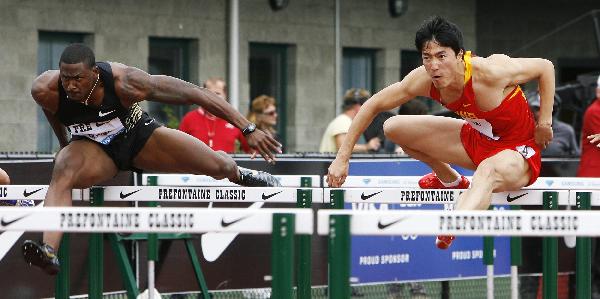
1, 215, 28, 227
377, 217, 407, 230
98, 110, 115, 117
221, 216, 249, 228
120, 189, 142, 199
361, 191, 383, 200
506, 193, 528, 202
201, 202, 264, 262
262, 191, 283, 200
462, 103, 471, 107
144, 119, 154, 126
23, 188, 43, 198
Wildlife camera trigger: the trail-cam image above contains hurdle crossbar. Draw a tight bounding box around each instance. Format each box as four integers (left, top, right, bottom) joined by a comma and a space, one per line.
143, 173, 321, 187
317, 209, 598, 237
325, 188, 570, 205
0, 185, 325, 203
0, 207, 313, 234
103, 186, 324, 203
0, 185, 87, 201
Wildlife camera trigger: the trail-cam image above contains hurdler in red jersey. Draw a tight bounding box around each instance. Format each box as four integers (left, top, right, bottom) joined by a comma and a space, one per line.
426, 52, 542, 250
428, 51, 542, 187
325, 17, 555, 252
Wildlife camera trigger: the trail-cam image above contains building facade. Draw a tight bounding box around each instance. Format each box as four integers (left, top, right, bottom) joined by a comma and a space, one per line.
0, 0, 477, 152
4, 1, 599, 153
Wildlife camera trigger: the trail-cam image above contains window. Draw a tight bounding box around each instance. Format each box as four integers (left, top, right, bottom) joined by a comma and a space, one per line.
343, 48, 376, 95
148, 38, 195, 128
249, 43, 289, 147
36, 31, 86, 152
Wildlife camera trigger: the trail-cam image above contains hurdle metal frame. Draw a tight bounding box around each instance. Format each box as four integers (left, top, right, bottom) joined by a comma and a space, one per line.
139, 174, 319, 299
0, 205, 312, 299
3, 176, 599, 299
322, 187, 595, 299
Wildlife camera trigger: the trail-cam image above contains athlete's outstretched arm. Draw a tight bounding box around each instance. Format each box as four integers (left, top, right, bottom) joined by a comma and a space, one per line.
113, 63, 281, 163
327, 67, 431, 187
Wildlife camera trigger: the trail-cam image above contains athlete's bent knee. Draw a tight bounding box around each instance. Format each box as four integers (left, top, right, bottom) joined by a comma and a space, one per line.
383, 118, 410, 146
0, 169, 9, 185
383, 118, 395, 139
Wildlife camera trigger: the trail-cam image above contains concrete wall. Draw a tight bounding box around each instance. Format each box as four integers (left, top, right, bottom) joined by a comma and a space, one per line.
0, 0, 476, 152
476, 0, 600, 84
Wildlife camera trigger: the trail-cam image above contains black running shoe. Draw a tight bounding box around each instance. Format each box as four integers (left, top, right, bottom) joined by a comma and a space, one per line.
22, 240, 60, 275
238, 167, 282, 187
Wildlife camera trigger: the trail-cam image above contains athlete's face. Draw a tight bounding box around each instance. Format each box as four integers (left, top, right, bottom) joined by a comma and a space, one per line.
421, 40, 463, 89
59, 62, 98, 101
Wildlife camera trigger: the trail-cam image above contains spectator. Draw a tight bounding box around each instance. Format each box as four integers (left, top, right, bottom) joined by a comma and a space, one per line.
319, 88, 380, 153
577, 75, 600, 297
364, 108, 396, 153
247, 95, 281, 145
529, 92, 579, 157
179, 77, 250, 153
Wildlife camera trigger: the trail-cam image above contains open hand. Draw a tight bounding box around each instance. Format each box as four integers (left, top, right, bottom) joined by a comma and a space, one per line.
588, 133, 600, 147
246, 129, 282, 164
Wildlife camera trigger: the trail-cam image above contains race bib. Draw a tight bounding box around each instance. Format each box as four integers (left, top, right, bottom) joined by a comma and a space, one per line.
67, 118, 125, 145
515, 145, 536, 159
465, 118, 499, 140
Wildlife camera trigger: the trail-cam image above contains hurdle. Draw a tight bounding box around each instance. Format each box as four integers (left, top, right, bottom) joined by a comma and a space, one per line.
99, 184, 323, 299
0, 184, 322, 299
0, 205, 312, 299
323, 184, 579, 299
317, 208, 600, 299
139, 173, 320, 299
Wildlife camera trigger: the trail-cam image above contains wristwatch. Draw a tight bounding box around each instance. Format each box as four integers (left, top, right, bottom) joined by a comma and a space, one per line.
242, 123, 257, 136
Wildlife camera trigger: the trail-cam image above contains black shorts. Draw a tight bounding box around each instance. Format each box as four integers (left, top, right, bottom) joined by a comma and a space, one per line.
72, 113, 162, 172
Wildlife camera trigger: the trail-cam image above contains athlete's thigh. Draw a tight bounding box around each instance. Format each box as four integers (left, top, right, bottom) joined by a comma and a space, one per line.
384, 115, 474, 167
53, 139, 119, 188
478, 149, 531, 192
133, 127, 231, 174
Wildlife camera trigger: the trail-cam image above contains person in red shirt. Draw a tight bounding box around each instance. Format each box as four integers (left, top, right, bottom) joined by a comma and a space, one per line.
327, 16, 555, 249
578, 76, 600, 177
179, 77, 250, 153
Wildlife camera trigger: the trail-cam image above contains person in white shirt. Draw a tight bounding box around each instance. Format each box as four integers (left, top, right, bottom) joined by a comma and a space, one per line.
319, 88, 381, 153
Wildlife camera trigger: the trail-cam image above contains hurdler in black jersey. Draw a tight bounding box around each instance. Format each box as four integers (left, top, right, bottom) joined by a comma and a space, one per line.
26, 43, 282, 276
57, 61, 160, 170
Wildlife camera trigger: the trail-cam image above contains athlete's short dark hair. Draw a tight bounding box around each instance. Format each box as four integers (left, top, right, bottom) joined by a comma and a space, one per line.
60, 43, 95, 68
415, 16, 464, 56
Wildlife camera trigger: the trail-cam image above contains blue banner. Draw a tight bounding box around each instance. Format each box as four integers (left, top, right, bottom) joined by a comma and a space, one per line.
348, 160, 511, 282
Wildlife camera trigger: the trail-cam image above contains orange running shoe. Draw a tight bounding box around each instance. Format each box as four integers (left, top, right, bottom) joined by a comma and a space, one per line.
435, 235, 455, 250
418, 172, 470, 189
